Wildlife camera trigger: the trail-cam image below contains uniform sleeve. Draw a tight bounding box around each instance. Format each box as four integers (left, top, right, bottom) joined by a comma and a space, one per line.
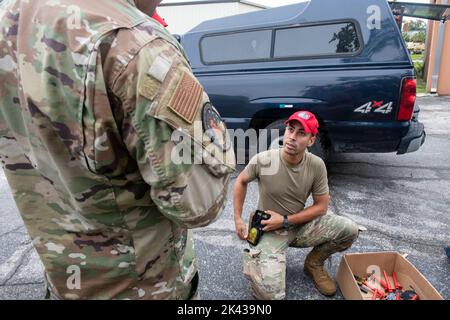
312, 157, 329, 196
111, 37, 235, 228
243, 154, 259, 182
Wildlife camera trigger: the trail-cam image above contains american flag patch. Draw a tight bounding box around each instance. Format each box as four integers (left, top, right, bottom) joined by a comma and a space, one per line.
168, 71, 202, 124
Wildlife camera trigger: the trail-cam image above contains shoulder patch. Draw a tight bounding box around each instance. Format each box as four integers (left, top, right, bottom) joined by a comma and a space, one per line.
139, 55, 173, 101
168, 71, 202, 124
147, 55, 172, 83
140, 76, 160, 101
202, 103, 230, 151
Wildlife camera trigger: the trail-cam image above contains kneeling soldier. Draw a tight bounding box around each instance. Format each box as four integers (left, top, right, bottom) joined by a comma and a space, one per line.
233, 111, 359, 299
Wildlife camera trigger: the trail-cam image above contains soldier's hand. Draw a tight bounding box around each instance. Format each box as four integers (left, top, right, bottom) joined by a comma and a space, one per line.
261, 210, 284, 232
234, 217, 248, 240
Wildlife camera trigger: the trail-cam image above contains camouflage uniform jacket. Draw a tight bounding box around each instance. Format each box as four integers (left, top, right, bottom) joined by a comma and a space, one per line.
0, 0, 234, 299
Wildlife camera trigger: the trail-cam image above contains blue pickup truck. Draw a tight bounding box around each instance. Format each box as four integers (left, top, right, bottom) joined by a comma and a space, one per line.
178, 0, 450, 160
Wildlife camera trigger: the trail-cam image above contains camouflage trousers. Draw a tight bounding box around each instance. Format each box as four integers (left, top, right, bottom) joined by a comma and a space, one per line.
243, 214, 359, 300
43, 271, 200, 300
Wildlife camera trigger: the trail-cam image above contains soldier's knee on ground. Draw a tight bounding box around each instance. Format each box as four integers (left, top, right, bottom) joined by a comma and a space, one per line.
243, 248, 286, 300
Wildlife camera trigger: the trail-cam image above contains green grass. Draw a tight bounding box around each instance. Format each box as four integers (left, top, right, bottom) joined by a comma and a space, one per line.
411, 53, 424, 61
417, 77, 426, 94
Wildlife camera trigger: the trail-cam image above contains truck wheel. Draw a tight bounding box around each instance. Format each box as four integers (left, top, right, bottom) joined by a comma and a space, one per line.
265, 119, 330, 162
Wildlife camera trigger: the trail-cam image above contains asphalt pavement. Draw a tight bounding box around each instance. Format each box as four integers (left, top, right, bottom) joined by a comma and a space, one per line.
0, 96, 449, 300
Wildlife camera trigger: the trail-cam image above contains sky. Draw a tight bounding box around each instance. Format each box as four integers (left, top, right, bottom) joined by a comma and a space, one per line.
163, 0, 429, 8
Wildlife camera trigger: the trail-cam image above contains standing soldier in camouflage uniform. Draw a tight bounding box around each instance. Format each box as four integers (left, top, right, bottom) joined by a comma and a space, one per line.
233, 111, 358, 299
0, 0, 235, 299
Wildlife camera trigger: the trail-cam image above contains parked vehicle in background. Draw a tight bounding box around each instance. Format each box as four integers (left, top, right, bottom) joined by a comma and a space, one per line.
407, 42, 425, 54
179, 0, 449, 161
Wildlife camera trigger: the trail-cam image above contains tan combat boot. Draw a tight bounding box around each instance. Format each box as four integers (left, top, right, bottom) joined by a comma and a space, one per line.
304, 248, 337, 296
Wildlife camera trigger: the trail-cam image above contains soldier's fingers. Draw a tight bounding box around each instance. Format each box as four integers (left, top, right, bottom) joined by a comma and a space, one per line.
238, 227, 248, 240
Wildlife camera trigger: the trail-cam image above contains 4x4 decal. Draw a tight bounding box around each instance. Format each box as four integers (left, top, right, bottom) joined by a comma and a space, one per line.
354, 101, 393, 114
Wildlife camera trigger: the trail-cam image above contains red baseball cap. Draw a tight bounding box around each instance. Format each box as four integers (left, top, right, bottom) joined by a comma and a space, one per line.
285, 111, 319, 136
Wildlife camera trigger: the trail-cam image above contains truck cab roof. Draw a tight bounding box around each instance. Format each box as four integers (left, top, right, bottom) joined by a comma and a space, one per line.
181, 0, 411, 71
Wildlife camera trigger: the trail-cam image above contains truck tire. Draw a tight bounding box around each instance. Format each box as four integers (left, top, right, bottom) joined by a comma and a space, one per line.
264, 119, 330, 162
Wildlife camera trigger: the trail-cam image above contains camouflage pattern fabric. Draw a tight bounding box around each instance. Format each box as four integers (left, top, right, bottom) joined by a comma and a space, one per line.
243, 214, 359, 300
0, 0, 234, 299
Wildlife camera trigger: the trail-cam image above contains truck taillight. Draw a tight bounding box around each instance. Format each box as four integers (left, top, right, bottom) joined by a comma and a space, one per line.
397, 77, 416, 121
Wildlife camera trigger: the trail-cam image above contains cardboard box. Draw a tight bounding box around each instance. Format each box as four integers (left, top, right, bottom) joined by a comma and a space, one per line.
336, 251, 443, 300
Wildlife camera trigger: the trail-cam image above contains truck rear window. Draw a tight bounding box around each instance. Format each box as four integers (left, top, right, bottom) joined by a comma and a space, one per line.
274, 22, 360, 58
200, 30, 272, 64
200, 21, 361, 65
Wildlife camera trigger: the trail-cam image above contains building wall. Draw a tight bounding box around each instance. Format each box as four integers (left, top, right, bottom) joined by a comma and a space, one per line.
158, 3, 262, 35
425, 0, 450, 95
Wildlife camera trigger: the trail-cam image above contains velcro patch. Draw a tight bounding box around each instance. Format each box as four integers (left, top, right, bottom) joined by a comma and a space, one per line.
168, 71, 202, 124
147, 55, 172, 83
140, 77, 160, 101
